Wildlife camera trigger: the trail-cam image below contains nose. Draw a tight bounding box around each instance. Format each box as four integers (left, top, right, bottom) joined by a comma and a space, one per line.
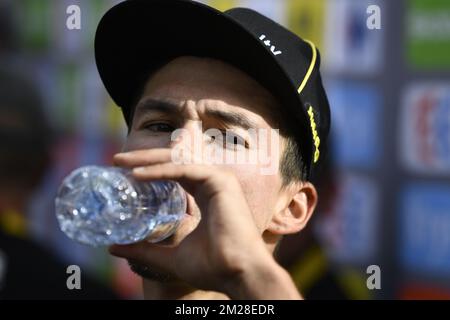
168, 120, 204, 162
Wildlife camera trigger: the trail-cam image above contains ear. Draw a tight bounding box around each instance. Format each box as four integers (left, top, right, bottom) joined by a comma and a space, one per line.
267, 182, 318, 235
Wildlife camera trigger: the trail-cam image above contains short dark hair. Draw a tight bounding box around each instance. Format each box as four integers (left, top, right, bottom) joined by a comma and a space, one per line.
280, 136, 307, 185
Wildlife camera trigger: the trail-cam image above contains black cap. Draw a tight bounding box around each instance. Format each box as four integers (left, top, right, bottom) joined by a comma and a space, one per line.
95, 0, 331, 180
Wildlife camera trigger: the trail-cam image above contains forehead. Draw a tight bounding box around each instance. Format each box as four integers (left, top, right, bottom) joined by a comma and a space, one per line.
137, 56, 281, 126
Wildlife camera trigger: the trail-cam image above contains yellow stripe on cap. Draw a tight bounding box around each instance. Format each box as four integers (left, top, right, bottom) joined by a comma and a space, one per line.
297, 39, 317, 94
297, 40, 320, 163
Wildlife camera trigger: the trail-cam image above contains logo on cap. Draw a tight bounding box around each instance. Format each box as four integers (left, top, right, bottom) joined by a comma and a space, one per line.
259, 35, 282, 56
307, 105, 320, 163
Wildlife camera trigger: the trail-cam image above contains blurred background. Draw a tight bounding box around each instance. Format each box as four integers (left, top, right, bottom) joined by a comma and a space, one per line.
0, 0, 449, 299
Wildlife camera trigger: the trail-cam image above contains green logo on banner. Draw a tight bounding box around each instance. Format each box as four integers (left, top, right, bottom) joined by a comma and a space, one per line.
407, 0, 450, 68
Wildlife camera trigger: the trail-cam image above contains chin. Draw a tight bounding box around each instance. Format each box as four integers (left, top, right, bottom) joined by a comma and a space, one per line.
127, 259, 179, 283
126, 200, 200, 283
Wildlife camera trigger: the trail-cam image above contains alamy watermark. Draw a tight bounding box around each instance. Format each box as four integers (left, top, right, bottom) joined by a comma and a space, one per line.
366, 264, 381, 290
66, 264, 81, 290
66, 5, 81, 30
367, 5, 381, 30
65, 4, 382, 31
168, 121, 281, 176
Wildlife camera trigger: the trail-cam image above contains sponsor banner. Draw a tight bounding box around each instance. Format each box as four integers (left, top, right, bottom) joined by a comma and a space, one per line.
206, 0, 237, 12
18, 0, 53, 50
323, 0, 384, 74
318, 173, 379, 264
400, 83, 450, 175
399, 183, 450, 277
398, 282, 450, 300
326, 81, 381, 168
286, 0, 326, 51
240, 0, 286, 26
407, 0, 450, 68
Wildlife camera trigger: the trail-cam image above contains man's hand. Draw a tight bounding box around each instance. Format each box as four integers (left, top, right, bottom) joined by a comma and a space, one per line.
110, 148, 301, 299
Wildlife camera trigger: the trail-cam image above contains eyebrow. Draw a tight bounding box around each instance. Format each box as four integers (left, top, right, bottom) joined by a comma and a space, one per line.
206, 109, 259, 130
134, 98, 260, 130
134, 98, 179, 116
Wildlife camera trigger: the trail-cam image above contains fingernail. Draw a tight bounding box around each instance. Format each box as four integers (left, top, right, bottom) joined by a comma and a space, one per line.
114, 153, 126, 157
133, 167, 146, 173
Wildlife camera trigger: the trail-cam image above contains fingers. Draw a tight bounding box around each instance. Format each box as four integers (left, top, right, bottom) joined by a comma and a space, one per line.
132, 162, 211, 183
133, 162, 227, 202
112, 147, 242, 222
113, 148, 229, 195
113, 148, 173, 168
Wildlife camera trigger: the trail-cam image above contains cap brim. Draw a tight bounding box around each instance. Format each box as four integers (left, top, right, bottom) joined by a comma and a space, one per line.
95, 0, 312, 168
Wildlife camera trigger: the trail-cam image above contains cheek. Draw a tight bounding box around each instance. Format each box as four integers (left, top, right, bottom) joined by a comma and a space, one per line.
229, 164, 282, 231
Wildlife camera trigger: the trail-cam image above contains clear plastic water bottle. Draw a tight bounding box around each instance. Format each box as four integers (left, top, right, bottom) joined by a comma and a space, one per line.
55, 165, 186, 247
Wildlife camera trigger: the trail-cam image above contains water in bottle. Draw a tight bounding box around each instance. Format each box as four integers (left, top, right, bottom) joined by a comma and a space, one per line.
55, 165, 186, 246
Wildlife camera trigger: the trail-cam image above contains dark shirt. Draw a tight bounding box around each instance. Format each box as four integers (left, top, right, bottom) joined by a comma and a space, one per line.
0, 229, 118, 300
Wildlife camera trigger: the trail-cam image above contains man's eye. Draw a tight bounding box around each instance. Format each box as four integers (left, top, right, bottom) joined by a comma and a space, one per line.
208, 130, 248, 149
143, 123, 174, 133
225, 133, 246, 147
